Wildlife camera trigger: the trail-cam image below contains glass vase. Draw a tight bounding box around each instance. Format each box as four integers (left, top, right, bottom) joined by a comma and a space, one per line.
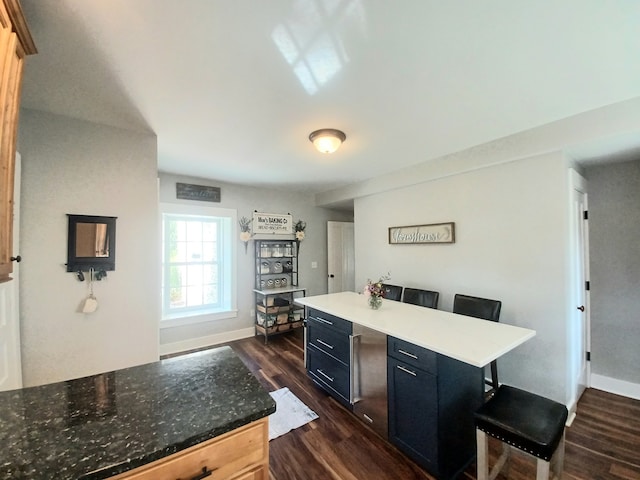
368, 295, 382, 310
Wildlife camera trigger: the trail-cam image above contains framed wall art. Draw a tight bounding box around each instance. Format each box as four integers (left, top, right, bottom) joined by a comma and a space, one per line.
388, 222, 455, 244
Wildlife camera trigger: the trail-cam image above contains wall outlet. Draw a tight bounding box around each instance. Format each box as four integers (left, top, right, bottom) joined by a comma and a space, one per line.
311, 261, 318, 268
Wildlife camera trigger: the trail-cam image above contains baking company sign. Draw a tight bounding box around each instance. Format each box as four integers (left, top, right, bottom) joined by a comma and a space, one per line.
388, 222, 455, 244
252, 212, 293, 235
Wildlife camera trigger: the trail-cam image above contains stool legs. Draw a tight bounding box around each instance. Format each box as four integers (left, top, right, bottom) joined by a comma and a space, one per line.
476, 429, 489, 480
476, 429, 565, 480
476, 429, 510, 480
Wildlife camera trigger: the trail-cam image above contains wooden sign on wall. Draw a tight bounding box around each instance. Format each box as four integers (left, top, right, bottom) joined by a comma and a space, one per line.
252, 212, 293, 235
388, 222, 455, 244
176, 183, 221, 202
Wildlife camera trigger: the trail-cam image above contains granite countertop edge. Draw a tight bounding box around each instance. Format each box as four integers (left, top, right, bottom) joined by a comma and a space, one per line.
83, 404, 276, 480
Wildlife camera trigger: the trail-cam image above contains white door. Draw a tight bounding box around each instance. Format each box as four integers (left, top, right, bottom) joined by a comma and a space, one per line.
0, 152, 22, 391
569, 170, 589, 407
327, 221, 355, 293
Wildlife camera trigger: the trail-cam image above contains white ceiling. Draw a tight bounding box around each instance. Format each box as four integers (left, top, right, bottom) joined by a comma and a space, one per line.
19, 0, 640, 194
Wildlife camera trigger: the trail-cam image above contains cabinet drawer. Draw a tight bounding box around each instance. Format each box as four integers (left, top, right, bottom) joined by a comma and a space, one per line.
307, 320, 351, 364
307, 345, 350, 403
111, 418, 268, 480
231, 465, 268, 480
307, 308, 352, 335
388, 337, 437, 375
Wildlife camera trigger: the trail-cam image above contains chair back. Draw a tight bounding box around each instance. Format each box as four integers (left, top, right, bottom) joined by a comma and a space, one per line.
453, 293, 502, 396
403, 288, 439, 309
381, 284, 403, 301
453, 294, 501, 322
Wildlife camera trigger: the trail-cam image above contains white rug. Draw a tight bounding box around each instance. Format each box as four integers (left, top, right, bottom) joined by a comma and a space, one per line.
268, 387, 318, 440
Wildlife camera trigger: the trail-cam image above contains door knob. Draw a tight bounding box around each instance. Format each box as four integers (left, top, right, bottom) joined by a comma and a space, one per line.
10, 255, 21, 263
577, 305, 585, 312
329, 274, 335, 278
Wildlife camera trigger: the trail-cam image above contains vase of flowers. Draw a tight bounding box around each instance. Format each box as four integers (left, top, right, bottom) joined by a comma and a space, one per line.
294, 219, 306, 252
363, 273, 391, 310
239, 216, 252, 253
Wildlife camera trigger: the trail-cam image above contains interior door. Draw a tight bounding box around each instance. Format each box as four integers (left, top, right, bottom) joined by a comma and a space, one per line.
0, 152, 21, 391
327, 221, 355, 293
570, 170, 589, 407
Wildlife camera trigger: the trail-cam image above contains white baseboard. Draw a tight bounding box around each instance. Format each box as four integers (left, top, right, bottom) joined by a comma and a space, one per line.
590, 374, 640, 400
159, 327, 255, 357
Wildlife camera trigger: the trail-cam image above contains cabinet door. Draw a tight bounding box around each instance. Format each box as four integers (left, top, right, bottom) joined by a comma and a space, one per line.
387, 357, 439, 474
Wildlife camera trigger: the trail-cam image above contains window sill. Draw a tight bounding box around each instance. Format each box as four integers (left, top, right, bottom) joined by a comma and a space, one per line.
161, 309, 238, 329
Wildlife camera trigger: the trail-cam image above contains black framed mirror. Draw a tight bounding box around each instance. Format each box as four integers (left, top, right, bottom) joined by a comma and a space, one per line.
67, 214, 117, 272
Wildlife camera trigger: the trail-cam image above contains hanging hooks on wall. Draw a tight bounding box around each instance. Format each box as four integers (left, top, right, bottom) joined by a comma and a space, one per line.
75, 267, 107, 281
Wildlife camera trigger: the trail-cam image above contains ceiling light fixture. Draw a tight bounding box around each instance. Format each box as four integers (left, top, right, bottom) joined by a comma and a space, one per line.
309, 128, 346, 154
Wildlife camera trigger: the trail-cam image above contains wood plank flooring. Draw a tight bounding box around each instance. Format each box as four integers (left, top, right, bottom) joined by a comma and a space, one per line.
222, 331, 640, 480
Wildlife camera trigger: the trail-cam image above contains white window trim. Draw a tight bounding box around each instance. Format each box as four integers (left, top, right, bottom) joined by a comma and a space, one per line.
160, 202, 238, 329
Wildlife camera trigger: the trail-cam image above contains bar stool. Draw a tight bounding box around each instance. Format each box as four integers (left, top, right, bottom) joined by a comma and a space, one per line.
381, 283, 403, 301
475, 385, 568, 480
453, 294, 501, 396
402, 287, 439, 309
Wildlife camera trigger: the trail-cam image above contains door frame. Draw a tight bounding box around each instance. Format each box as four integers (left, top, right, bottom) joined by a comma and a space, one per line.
568, 169, 590, 416
0, 152, 22, 391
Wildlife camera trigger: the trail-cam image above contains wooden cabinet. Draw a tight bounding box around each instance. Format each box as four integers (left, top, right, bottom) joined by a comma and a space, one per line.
387, 337, 484, 480
253, 238, 305, 343
0, 0, 36, 284
110, 418, 269, 480
305, 308, 353, 408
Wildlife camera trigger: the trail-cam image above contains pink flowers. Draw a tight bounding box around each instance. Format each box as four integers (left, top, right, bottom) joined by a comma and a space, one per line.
363, 273, 391, 298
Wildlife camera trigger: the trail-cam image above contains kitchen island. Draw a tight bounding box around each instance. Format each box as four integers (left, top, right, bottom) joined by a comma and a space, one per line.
298, 291, 535, 480
0, 347, 275, 480
298, 291, 535, 368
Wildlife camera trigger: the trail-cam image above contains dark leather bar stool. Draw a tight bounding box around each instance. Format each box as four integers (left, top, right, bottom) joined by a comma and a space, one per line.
475, 385, 568, 480
402, 287, 439, 309
453, 294, 501, 395
381, 283, 403, 301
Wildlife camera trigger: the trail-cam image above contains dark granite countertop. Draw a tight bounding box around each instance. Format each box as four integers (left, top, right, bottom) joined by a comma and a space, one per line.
0, 346, 276, 479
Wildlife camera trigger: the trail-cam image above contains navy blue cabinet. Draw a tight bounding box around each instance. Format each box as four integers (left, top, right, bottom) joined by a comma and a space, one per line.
388, 337, 484, 480
306, 308, 353, 408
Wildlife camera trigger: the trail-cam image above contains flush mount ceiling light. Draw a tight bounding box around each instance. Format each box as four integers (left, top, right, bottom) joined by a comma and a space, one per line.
309, 128, 346, 154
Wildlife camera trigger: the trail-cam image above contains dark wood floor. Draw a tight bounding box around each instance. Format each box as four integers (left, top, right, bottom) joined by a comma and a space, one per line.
224, 331, 640, 480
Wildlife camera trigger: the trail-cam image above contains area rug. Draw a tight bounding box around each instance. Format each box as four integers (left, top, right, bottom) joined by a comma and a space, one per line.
268, 387, 318, 440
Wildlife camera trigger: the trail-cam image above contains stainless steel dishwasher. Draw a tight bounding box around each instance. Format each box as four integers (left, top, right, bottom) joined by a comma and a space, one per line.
351, 324, 388, 438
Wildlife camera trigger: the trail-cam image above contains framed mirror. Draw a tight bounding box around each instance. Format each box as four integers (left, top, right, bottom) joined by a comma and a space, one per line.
67, 214, 117, 272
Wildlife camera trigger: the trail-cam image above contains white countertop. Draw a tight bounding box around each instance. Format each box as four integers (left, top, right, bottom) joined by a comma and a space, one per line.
297, 291, 535, 368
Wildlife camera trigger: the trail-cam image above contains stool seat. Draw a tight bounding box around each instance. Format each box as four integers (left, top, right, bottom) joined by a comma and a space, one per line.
476, 385, 568, 461
475, 385, 568, 480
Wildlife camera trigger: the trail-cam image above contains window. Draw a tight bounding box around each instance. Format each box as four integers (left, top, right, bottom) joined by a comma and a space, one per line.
161, 203, 237, 325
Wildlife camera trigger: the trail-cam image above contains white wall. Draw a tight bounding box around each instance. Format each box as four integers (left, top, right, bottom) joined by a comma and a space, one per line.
18, 109, 160, 387
354, 151, 570, 403
158, 173, 353, 354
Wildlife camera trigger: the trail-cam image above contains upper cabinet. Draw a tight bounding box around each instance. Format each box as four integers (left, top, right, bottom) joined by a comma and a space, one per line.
0, 0, 36, 283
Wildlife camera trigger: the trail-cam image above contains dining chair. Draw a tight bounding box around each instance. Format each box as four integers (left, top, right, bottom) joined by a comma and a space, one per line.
453, 294, 502, 395
381, 284, 403, 301
402, 287, 439, 309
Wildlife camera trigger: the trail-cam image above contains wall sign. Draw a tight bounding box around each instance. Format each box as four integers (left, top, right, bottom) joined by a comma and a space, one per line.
176, 182, 221, 202
252, 212, 293, 235
389, 222, 455, 244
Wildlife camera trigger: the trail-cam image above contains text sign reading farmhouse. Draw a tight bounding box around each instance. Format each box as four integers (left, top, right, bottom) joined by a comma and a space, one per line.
388, 222, 455, 245
252, 212, 293, 235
